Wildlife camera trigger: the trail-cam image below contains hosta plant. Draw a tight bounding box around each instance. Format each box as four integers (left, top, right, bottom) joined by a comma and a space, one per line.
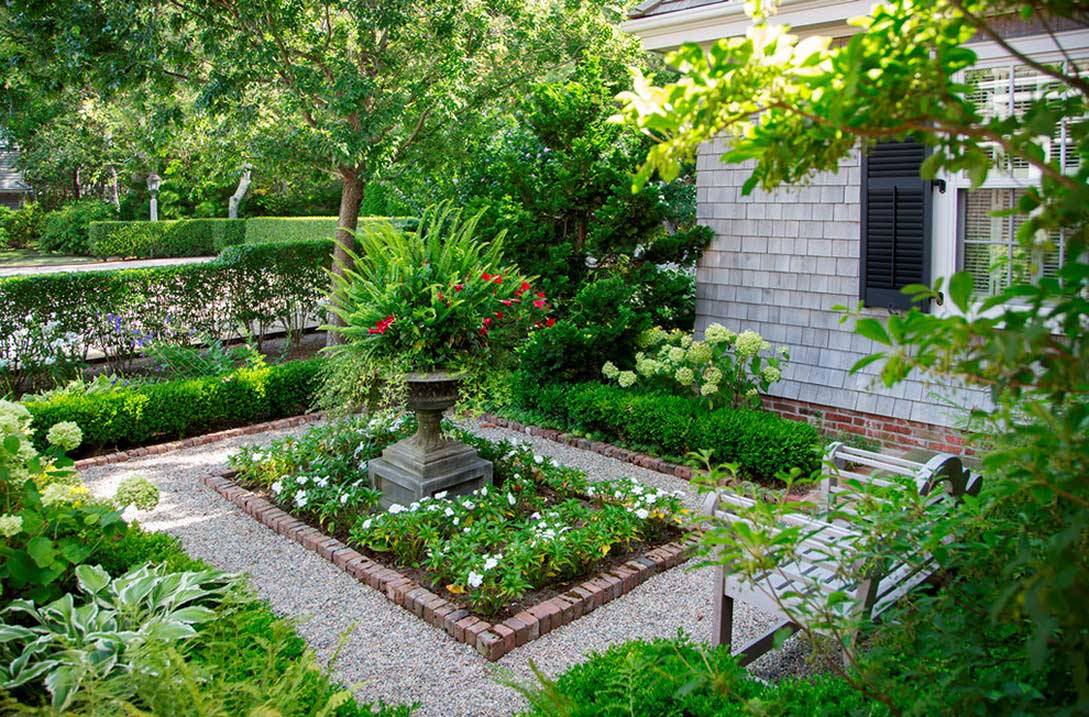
602, 324, 788, 408
0, 563, 234, 710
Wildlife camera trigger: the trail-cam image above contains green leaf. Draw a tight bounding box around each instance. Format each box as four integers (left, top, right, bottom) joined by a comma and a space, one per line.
948, 271, 973, 312
854, 318, 890, 345
75, 564, 111, 595
26, 537, 56, 569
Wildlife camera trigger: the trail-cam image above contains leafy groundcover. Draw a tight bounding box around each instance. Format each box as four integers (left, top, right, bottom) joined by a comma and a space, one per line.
229, 415, 688, 618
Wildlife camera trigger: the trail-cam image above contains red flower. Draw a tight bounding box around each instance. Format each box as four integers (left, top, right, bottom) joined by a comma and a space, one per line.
495, 311, 504, 320
533, 298, 547, 309
481, 272, 492, 282
516, 281, 530, 296
482, 317, 493, 328
369, 314, 395, 335
499, 299, 513, 306
493, 274, 503, 284
536, 291, 546, 298
545, 317, 556, 327
454, 284, 464, 292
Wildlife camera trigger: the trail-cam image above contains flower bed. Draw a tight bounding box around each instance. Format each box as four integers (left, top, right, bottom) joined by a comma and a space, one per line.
228, 415, 688, 620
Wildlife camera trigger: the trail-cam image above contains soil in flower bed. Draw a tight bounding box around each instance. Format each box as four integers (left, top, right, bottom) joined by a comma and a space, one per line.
229, 414, 691, 620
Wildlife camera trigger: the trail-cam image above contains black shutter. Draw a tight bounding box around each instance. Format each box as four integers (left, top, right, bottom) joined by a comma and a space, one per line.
860, 140, 932, 311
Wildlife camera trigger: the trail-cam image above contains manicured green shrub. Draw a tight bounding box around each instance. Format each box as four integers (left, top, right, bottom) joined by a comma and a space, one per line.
0, 240, 330, 384
38, 199, 117, 254
88, 218, 245, 258
518, 276, 654, 385
512, 379, 821, 482
242, 215, 415, 244
23, 358, 323, 452
515, 636, 885, 717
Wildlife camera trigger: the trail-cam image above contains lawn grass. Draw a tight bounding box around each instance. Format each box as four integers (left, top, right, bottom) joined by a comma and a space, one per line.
0, 247, 95, 267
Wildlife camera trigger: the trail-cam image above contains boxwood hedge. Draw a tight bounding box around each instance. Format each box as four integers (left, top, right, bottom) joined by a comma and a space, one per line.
0, 239, 332, 378
242, 215, 416, 245
24, 357, 323, 452
88, 218, 246, 258
511, 375, 821, 483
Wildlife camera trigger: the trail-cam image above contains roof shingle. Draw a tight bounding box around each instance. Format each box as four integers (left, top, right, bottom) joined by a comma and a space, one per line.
629, 0, 727, 19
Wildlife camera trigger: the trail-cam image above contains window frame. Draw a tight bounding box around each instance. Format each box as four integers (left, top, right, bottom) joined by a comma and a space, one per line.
930, 30, 1089, 317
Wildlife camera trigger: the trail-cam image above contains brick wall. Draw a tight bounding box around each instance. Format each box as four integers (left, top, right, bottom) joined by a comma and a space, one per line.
694, 137, 990, 431
763, 396, 973, 455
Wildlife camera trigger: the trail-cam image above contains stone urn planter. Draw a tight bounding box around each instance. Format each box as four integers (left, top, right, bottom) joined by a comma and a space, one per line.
369, 371, 493, 509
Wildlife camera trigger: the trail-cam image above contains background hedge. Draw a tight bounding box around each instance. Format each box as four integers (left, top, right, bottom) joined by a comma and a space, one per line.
0, 239, 331, 377
511, 376, 821, 483
242, 215, 416, 245
88, 218, 246, 258
24, 357, 323, 451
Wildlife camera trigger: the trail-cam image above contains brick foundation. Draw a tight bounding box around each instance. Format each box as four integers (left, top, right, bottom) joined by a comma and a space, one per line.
762, 396, 972, 455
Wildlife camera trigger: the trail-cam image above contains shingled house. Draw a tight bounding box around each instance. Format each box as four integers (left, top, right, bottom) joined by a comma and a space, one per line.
0, 145, 33, 209
623, 1, 1087, 452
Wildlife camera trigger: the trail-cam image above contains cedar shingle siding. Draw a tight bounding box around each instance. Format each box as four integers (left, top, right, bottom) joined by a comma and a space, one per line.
693, 138, 989, 428
629, 0, 727, 18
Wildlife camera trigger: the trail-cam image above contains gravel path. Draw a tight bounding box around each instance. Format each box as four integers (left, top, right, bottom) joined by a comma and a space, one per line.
81, 419, 813, 716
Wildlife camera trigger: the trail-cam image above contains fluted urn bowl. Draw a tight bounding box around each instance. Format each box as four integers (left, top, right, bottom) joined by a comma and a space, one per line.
368, 371, 493, 509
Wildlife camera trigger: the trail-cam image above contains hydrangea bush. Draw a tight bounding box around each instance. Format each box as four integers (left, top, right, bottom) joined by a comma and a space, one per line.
231, 417, 686, 616
602, 323, 787, 408
0, 401, 126, 602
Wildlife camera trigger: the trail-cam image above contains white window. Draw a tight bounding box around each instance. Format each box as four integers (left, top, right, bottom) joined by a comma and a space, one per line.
940, 58, 1083, 298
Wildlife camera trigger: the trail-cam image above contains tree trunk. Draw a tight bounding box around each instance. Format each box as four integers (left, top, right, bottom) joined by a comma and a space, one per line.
228, 164, 252, 219
109, 166, 121, 210
326, 168, 365, 346
73, 167, 82, 200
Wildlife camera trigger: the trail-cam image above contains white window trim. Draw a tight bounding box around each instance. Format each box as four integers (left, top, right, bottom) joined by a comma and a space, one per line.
931, 30, 1089, 317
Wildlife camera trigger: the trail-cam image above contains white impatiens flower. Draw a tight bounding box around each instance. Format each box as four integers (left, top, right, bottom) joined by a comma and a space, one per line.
631, 483, 644, 495
586, 486, 595, 497
467, 571, 484, 589
294, 492, 308, 508
550, 459, 560, 468
434, 490, 448, 499
251, 452, 263, 462
297, 475, 309, 485
452, 517, 459, 526
507, 493, 516, 506
533, 455, 544, 464
464, 500, 475, 510
634, 508, 650, 520
480, 487, 488, 496
340, 493, 349, 505
645, 493, 658, 505
271, 481, 283, 495
483, 555, 499, 571
361, 518, 373, 530
315, 476, 329, 488
388, 503, 406, 514
410, 502, 420, 511
444, 507, 455, 517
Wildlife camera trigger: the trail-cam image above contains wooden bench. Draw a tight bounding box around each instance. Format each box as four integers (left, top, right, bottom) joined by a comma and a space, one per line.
702, 443, 979, 666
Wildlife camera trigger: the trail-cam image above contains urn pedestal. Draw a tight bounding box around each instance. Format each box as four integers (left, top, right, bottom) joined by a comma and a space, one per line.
369, 372, 492, 509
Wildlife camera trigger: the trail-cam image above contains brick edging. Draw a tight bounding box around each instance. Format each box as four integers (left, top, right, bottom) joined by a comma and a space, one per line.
480, 413, 695, 482
74, 414, 324, 470
205, 472, 697, 661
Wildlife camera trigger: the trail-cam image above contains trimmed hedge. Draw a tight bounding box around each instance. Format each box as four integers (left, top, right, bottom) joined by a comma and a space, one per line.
24, 358, 323, 451
88, 218, 246, 258
242, 215, 416, 245
0, 240, 331, 381
512, 376, 821, 482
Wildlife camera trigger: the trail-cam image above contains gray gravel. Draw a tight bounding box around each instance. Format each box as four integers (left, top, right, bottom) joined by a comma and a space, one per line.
81, 419, 813, 716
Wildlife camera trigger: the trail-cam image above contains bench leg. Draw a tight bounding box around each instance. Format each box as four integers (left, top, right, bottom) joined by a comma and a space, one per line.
711, 566, 733, 649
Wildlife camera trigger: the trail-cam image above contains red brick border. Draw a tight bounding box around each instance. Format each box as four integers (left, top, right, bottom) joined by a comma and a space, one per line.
479, 413, 696, 482
74, 413, 324, 470
205, 472, 696, 661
